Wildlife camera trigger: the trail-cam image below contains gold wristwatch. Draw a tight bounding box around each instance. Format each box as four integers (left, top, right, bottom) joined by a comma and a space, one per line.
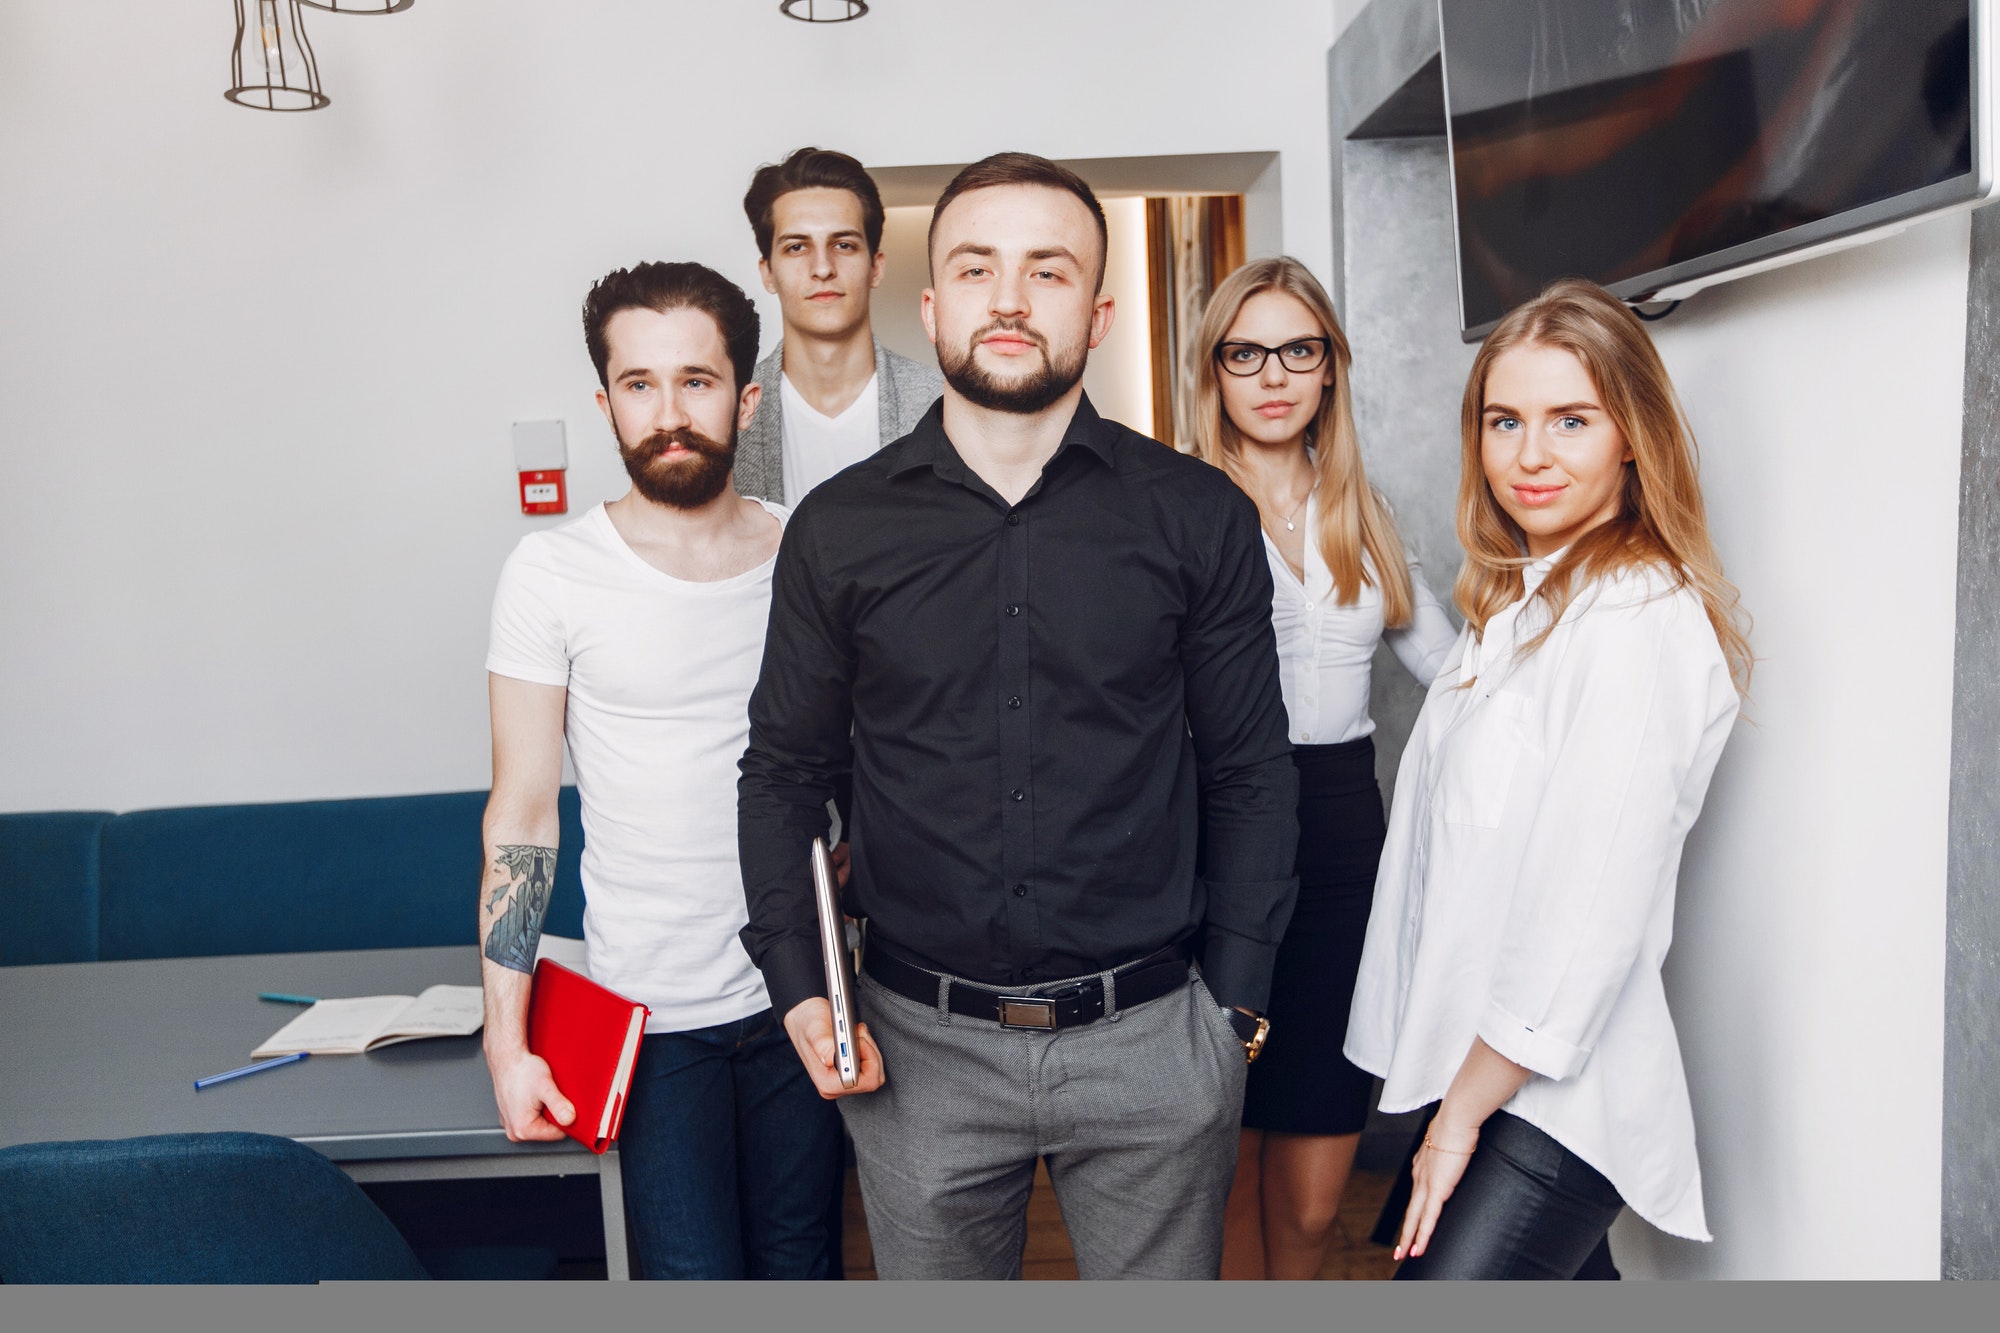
1226, 1008, 1272, 1064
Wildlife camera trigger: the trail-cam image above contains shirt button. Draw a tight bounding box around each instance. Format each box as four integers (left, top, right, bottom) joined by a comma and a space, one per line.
1006, 512, 1021, 527
1013, 884, 1028, 897
1005, 604, 1021, 617
1007, 696, 1021, 709
1010, 788, 1024, 801
1302, 732, 1311, 741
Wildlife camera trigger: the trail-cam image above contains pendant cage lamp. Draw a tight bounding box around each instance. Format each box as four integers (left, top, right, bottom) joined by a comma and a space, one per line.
780, 1, 870, 21
225, 0, 330, 112
300, 0, 415, 13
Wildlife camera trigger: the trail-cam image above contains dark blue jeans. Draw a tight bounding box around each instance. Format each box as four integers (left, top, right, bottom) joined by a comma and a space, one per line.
616, 1007, 843, 1279
1394, 1110, 1625, 1281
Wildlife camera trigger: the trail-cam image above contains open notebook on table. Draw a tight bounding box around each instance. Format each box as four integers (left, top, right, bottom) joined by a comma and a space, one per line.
252, 985, 484, 1057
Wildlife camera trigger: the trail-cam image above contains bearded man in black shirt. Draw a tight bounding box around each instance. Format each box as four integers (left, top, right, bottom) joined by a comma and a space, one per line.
738, 152, 1299, 1280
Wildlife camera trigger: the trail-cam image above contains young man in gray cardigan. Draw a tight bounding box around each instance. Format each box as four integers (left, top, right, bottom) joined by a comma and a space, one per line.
738, 147, 943, 506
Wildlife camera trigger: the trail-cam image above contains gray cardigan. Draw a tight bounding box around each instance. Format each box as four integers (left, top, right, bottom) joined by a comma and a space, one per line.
734, 338, 945, 504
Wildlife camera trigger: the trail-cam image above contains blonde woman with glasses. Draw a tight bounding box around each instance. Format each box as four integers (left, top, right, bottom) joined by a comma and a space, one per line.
1347, 278, 1753, 1279
1193, 258, 1458, 1280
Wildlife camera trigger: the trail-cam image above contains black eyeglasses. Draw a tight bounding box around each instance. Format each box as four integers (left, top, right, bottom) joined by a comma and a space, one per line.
1213, 337, 1331, 377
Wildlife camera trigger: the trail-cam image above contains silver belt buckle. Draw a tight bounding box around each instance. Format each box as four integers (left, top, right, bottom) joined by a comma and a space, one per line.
997, 996, 1057, 1030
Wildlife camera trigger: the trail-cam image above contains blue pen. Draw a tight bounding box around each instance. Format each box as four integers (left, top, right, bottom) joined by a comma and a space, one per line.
258, 992, 319, 1005
195, 1051, 309, 1090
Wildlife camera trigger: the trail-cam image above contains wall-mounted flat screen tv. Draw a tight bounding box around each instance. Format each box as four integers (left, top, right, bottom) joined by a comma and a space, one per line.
1440, 0, 1994, 338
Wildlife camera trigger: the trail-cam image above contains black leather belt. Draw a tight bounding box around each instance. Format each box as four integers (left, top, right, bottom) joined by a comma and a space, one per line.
862, 939, 1191, 1030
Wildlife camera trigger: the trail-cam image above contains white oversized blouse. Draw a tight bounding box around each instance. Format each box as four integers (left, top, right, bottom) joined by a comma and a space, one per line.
1343, 554, 1739, 1240
1262, 491, 1458, 746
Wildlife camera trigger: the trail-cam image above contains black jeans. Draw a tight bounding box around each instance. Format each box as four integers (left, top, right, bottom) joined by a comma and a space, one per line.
1392, 1110, 1625, 1281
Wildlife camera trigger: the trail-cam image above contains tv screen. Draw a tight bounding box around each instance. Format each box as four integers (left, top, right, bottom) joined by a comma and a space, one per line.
1440, 0, 1985, 336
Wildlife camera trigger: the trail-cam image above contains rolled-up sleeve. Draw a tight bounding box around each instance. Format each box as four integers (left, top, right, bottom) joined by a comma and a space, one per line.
737, 503, 857, 1020
1477, 591, 1736, 1081
1182, 488, 1299, 1013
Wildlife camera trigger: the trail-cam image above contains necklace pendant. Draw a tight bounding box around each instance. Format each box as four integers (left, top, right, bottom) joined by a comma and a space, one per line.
1284, 519, 1295, 531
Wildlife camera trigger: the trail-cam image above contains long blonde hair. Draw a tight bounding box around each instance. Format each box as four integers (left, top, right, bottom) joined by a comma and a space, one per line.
1189, 257, 1415, 627
1456, 278, 1752, 693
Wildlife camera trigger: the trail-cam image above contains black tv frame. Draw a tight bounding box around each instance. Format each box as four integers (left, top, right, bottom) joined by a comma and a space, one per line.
1439, 0, 1997, 340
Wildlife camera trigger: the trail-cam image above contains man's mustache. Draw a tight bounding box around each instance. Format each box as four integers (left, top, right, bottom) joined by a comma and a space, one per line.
970, 317, 1048, 354
628, 426, 732, 463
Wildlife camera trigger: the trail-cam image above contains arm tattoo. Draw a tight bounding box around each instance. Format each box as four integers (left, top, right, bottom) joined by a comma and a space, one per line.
482, 844, 556, 974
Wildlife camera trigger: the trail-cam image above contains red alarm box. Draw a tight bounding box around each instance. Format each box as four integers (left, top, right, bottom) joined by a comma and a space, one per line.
519, 469, 566, 515
513, 421, 569, 516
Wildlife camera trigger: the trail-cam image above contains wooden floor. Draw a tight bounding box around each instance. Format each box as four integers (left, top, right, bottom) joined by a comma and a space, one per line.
840, 1161, 1399, 1280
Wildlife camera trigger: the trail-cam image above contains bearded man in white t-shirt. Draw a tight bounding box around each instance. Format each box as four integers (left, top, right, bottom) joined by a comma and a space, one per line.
477, 261, 843, 1279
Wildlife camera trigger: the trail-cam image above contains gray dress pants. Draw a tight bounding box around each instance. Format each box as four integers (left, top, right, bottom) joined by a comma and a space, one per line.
838, 962, 1248, 1279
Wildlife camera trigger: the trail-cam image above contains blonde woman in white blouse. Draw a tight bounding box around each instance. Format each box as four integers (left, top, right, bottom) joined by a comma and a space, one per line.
1347, 279, 1753, 1279
1192, 258, 1458, 1281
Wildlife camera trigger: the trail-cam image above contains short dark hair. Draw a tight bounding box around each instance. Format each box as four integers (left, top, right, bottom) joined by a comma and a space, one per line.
743, 147, 887, 261
927, 152, 1108, 289
581, 262, 760, 392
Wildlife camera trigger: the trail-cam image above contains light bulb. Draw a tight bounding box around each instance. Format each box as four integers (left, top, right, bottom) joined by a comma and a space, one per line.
257, 0, 285, 80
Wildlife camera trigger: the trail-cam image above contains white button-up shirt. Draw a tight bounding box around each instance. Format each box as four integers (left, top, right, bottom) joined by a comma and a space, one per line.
1344, 554, 1740, 1240
1262, 491, 1458, 745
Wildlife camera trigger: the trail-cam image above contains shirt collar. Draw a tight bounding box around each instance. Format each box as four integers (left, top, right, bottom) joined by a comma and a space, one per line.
1522, 546, 1568, 593
884, 392, 1117, 482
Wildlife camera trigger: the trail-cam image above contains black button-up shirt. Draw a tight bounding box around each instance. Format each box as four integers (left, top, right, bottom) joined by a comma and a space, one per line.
737, 395, 1298, 1017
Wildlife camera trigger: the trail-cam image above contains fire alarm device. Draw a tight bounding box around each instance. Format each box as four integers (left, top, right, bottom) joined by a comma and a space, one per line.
513, 420, 568, 516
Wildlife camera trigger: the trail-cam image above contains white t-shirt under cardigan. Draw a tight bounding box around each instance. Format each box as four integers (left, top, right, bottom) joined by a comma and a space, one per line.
486, 500, 786, 1034
1262, 489, 1458, 745
779, 371, 880, 507
1344, 553, 1739, 1240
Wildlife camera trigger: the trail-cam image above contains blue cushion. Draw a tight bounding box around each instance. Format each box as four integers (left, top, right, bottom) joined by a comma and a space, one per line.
0, 1132, 430, 1283
0, 810, 110, 965
98, 788, 587, 961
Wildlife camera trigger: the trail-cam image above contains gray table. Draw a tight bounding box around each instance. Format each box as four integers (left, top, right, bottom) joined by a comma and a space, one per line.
0, 945, 629, 1279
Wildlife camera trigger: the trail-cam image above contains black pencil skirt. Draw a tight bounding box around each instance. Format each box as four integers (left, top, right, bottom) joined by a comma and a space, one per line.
1240, 736, 1384, 1137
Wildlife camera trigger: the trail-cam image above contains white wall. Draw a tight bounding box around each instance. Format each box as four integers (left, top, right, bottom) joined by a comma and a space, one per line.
1603, 212, 1970, 1279
0, 0, 1333, 812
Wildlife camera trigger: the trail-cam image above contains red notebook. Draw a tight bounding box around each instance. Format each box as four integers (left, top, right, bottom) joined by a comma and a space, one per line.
525, 959, 650, 1154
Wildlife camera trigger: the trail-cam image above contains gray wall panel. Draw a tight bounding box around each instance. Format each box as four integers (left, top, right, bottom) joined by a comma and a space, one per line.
1944, 201, 2000, 1280
1341, 137, 1476, 790
1326, 0, 1441, 313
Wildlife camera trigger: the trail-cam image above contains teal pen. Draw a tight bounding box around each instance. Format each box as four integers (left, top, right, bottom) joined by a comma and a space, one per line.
195, 1051, 309, 1090
258, 992, 319, 1005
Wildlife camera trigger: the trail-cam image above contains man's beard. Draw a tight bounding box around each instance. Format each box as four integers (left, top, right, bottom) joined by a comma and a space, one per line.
618, 423, 736, 510
938, 317, 1088, 415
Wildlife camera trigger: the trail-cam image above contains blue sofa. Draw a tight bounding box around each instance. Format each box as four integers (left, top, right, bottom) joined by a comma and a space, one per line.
0, 811, 111, 966
1, 789, 586, 966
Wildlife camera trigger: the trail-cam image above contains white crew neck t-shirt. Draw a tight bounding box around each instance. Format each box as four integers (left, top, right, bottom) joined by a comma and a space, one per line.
779, 370, 880, 506
485, 500, 786, 1033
